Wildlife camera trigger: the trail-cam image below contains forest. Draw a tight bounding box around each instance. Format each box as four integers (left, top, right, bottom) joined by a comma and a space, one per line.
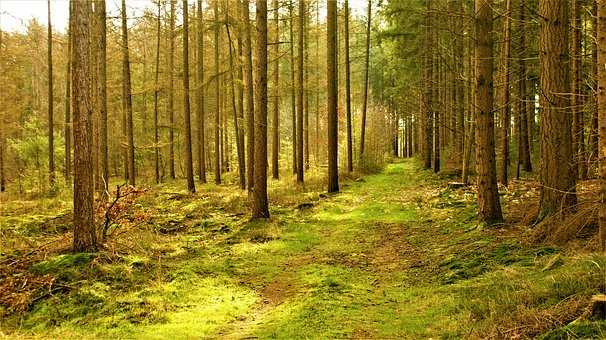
1, 0, 606, 338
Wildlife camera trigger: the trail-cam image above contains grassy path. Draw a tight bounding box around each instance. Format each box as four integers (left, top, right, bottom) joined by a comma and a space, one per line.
4, 160, 605, 339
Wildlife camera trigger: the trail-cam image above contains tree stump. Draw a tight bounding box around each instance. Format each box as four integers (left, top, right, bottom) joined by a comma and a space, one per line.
591, 295, 606, 320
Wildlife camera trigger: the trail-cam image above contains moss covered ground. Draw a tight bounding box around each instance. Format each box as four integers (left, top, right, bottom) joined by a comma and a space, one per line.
1, 160, 605, 339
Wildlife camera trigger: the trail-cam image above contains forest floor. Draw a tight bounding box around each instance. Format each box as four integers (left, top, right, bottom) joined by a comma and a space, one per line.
1, 159, 606, 339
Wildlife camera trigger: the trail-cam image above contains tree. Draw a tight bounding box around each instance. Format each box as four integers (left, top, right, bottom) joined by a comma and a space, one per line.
65, 11, 71, 182
96, 0, 108, 197
0, 26, 4, 192
571, 0, 586, 179
153, 0, 161, 184
422, 0, 433, 170
359, 0, 372, 158
196, 0, 206, 183
538, 0, 576, 218
289, 1, 297, 175
596, 0, 606, 252
474, 0, 503, 223
271, 0, 280, 180
296, 0, 304, 184
516, 0, 532, 178
214, 0, 222, 185
47, 0, 55, 189
183, 0, 195, 193
252, 0, 269, 219
72, 0, 96, 252
242, 0, 254, 189
168, 0, 176, 180
121, 0, 135, 186
498, 0, 511, 186
344, 0, 353, 173
327, 0, 339, 193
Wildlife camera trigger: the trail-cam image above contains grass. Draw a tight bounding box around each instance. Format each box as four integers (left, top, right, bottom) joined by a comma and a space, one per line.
1, 160, 605, 339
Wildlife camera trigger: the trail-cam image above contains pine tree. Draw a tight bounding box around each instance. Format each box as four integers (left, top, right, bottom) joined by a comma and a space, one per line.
327, 0, 339, 193
183, 0, 195, 193
121, 0, 135, 186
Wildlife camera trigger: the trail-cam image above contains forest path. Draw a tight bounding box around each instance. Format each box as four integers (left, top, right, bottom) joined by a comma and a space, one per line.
214, 160, 470, 338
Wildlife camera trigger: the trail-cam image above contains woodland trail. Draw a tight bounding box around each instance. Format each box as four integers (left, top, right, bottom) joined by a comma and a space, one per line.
5, 159, 602, 339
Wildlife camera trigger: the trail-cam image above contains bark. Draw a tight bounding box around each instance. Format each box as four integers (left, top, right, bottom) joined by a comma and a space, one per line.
289, 2, 297, 175
272, 0, 280, 179
214, 0, 222, 184
196, 0, 206, 183
71, 0, 96, 252
252, 0, 270, 219
226, 15, 245, 189
498, 0, 512, 186
154, 0, 161, 184
121, 0, 135, 186
596, 0, 606, 252
572, 0, 587, 179
183, 0, 196, 193
474, 0, 503, 223
48, 0, 55, 189
359, 0, 371, 157
344, 0, 353, 173
327, 0, 339, 193
296, 0, 305, 184
538, 0, 577, 218
242, 0, 253, 188
96, 0, 108, 197
168, 0, 176, 179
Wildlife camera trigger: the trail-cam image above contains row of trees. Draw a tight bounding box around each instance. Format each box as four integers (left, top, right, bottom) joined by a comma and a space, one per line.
378, 0, 605, 249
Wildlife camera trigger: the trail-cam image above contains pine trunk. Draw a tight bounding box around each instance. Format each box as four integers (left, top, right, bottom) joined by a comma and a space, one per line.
327, 0, 339, 193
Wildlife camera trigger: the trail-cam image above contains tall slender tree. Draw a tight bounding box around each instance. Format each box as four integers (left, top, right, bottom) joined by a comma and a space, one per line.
168, 0, 176, 179
253, 0, 270, 219
72, 0, 96, 252
64, 19, 71, 182
327, 0, 339, 193
242, 0, 253, 188
226, 12, 245, 189
48, 0, 55, 189
538, 0, 576, 218
196, 0, 206, 183
0, 26, 4, 192
422, 0, 433, 169
96, 0, 108, 197
289, 1, 297, 175
182, 0, 195, 193
296, 0, 305, 184
359, 0, 372, 158
214, 0, 222, 184
121, 0, 135, 186
271, 0, 280, 180
596, 0, 606, 252
498, 0, 511, 186
516, 0, 532, 177
153, 0, 161, 184
474, 0, 503, 223
344, 0, 353, 173
571, 0, 586, 179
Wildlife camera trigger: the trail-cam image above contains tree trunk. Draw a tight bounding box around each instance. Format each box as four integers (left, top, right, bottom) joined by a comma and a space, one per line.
242, 0, 253, 189
195, 0, 206, 183
71, 0, 96, 252
252, 0, 269, 219
422, 0, 433, 169
572, 0, 587, 180
498, 0, 511, 186
121, 0, 135, 186
344, 0, 353, 173
289, 2, 297, 175
64, 16, 71, 182
95, 0, 108, 198
272, 0, 280, 180
359, 0, 371, 157
474, 0, 503, 223
226, 15, 245, 189
48, 0, 55, 189
538, 0, 577, 218
591, 0, 600, 175
182, 0, 195, 193
168, 0, 176, 179
327, 0, 339, 193
596, 0, 606, 252
296, 0, 305, 184
214, 0, 222, 184
154, 0, 161, 184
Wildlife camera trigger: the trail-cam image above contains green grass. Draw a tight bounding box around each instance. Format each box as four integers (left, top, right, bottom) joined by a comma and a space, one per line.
1, 160, 605, 339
